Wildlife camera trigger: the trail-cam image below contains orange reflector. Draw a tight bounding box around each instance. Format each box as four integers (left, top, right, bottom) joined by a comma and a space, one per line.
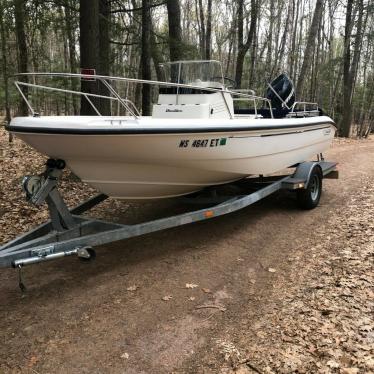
204, 210, 214, 218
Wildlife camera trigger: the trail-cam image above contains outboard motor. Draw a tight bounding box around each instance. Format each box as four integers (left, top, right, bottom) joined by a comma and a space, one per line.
265, 73, 295, 110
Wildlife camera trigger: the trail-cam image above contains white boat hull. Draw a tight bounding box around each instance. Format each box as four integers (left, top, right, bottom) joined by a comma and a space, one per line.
8, 116, 336, 200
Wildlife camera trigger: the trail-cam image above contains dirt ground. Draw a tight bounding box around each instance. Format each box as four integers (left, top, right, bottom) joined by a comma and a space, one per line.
0, 130, 373, 374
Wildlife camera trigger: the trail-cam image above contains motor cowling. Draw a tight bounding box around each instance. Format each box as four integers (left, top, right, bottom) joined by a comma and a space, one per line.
265, 73, 295, 110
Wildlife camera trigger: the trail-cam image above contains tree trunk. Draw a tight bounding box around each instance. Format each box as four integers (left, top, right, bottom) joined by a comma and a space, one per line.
98, 0, 111, 115
197, 0, 205, 58
60, 6, 69, 114
327, 0, 338, 114
289, 0, 300, 81
265, 0, 275, 80
0, 4, 11, 124
64, 0, 78, 114
205, 0, 212, 59
79, 0, 100, 115
234, 0, 257, 88
296, 0, 324, 98
274, 0, 291, 77
14, 0, 29, 116
131, 0, 142, 112
0, 1, 12, 141
235, 48, 247, 89
248, 14, 257, 88
166, 0, 184, 61
340, 0, 353, 137
150, 25, 164, 81
141, 0, 152, 115
341, 0, 365, 137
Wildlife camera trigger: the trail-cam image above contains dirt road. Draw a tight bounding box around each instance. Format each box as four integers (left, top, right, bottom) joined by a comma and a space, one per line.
0, 136, 373, 373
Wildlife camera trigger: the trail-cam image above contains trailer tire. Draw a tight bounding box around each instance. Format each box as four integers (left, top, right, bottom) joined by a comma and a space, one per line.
296, 167, 322, 210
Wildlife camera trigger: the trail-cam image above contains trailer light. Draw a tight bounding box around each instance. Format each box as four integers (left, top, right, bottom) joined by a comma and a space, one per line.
204, 210, 214, 218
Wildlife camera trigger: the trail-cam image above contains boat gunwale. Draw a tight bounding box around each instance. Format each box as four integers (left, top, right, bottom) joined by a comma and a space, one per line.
6, 120, 336, 136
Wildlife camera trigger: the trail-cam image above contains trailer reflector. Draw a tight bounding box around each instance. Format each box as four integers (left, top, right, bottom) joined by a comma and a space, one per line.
204, 210, 214, 218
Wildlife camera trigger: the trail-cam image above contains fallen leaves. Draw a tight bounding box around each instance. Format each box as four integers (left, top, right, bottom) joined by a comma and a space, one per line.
341, 368, 359, 374
216, 339, 241, 366
326, 359, 340, 369
185, 283, 199, 289
218, 172, 374, 373
27, 355, 39, 368
1, 129, 373, 373
0, 128, 98, 244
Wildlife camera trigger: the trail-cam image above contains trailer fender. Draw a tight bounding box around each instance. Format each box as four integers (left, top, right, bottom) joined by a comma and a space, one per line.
293, 162, 323, 188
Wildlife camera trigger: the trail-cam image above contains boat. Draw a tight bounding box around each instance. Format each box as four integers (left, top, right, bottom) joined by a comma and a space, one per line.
7, 60, 336, 200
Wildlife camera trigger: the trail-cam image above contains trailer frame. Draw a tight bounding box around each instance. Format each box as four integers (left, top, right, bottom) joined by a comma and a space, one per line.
0, 159, 338, 279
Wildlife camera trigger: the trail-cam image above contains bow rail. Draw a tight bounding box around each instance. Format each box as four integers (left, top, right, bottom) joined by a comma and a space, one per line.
13, 72, 274, 119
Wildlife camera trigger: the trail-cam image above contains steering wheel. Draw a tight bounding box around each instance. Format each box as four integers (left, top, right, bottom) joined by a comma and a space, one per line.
223, 77, 237, 89
209, 76, 237, 89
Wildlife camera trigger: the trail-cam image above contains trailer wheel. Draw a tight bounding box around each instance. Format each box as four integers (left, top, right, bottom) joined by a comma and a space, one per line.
297, 167, 322, 210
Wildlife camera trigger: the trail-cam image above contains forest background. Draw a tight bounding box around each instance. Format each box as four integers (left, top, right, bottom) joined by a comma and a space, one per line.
0, 0, 373, 137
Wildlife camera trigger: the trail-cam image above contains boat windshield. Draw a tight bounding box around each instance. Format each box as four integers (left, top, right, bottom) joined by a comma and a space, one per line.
159, 60, 224, 88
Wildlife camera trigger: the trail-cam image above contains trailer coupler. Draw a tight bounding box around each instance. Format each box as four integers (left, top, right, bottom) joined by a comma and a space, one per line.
13, 246, 95, 268
14, 246, 95, 291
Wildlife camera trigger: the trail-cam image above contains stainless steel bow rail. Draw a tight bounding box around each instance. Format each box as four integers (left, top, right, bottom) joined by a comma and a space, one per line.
0, 159, 338, 289
13, 72, 275, 119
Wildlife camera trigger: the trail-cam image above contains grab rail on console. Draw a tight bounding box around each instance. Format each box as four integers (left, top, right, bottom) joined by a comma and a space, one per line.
290, 101, 319, 113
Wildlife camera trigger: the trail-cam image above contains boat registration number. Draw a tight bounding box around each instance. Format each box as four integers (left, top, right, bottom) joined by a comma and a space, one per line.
179, 138, 227, 148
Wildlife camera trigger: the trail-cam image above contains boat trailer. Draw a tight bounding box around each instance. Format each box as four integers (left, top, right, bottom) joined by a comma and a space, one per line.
0, 158, 338, 289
